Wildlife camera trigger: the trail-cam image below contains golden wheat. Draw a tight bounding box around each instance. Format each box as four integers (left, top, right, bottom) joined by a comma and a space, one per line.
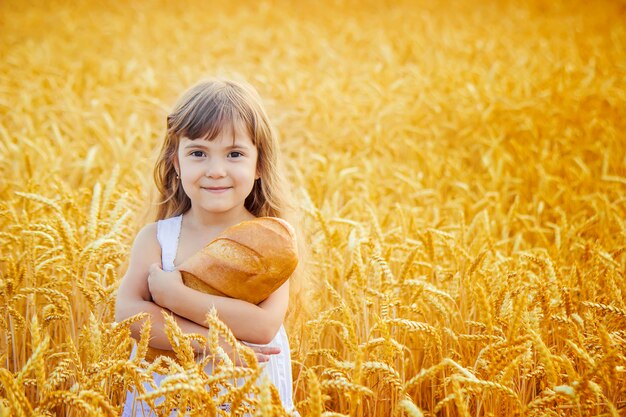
1, 0, 626, 415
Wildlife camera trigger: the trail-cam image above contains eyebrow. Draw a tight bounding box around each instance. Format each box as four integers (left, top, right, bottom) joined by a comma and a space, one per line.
183, 142, 251, 150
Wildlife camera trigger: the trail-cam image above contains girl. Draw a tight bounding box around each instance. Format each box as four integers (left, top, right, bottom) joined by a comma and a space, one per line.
115, 78, 299, 416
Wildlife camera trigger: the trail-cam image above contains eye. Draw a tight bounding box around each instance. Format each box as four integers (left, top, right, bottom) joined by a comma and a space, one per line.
190, 150, 205, 158
228, 151, 243, 158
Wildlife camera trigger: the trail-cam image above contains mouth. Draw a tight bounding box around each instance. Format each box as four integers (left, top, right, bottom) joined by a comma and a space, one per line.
201, 186, 232, 193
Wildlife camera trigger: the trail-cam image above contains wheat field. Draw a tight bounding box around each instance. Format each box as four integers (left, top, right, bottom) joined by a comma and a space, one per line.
1, 0, 625, 416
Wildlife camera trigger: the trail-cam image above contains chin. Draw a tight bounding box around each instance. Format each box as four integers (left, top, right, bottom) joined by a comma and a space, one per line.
204, 203, 239, 213
200, 206, 229, 214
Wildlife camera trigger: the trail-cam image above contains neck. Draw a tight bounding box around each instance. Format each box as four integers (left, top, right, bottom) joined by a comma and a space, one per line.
184, 205, 256, 232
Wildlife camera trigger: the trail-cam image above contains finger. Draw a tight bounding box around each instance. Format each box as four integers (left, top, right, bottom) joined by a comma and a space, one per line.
249, 345, 275, 354
149, 263, 160, 274
256, 354, 270, 363
260, 346, 281, 355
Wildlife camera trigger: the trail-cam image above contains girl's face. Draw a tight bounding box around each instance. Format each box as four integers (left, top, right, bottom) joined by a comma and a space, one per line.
174, 121, 259, 218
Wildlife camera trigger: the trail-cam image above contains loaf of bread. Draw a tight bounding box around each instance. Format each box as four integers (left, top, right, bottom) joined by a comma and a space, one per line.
145, 217, 298, 362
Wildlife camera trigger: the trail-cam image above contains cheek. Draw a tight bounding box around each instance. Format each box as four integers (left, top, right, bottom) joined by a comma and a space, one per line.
180, 163, 201, 178
232, 160, 255, 176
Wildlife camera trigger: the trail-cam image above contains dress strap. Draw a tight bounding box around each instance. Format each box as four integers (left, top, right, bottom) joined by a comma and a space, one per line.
156, 215, 183, 272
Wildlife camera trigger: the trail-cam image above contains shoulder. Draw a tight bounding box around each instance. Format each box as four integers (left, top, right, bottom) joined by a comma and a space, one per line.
133, 215, 181, 241
133, 222, 158, 246
129, 222, 163, 259
134, 216, 182, 248
127, 223, 162, 278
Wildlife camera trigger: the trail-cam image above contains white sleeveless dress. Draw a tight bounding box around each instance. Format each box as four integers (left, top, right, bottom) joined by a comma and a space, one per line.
121, 215, 298, 416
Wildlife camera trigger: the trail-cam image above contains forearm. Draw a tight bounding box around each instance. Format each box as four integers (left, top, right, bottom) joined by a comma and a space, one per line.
166, 285, 279, 344
116, 297, 213, 354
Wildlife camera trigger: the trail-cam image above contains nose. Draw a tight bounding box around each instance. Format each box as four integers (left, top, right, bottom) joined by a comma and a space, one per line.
204, 159, 226, 178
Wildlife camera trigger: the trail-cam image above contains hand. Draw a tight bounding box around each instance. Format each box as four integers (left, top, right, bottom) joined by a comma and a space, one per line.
233, 344, 281, 367
194, 343, 280, 367
248, 344, 281, 364
148, 263, 183, 308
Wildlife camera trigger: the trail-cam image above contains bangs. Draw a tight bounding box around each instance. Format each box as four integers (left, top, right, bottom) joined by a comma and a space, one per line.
168, 85, 256, 144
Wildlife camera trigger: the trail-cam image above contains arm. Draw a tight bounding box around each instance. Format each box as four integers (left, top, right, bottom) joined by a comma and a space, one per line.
114, 223, 212, 353
174, 280, 289, 345
148, 266, 290, 345
116, 297, 214, 353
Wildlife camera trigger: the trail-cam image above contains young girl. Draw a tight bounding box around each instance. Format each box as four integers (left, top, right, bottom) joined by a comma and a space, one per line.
115, 78, 299, 416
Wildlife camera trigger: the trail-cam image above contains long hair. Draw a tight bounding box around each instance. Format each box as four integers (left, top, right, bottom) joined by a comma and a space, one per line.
153, 78, 293, 222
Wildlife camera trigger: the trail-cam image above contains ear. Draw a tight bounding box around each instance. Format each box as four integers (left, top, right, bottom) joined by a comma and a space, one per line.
254, 162, 260, 180
173, 154, 180, 177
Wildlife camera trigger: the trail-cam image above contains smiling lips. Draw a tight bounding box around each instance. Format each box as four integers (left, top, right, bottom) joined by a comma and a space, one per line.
202, 186, 232, 193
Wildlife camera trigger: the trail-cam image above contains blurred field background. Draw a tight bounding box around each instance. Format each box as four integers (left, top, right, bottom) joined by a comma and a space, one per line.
1, 0, 626, 416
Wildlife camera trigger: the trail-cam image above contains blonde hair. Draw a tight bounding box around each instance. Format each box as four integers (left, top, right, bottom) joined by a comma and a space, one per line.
153, 78, 293, 221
